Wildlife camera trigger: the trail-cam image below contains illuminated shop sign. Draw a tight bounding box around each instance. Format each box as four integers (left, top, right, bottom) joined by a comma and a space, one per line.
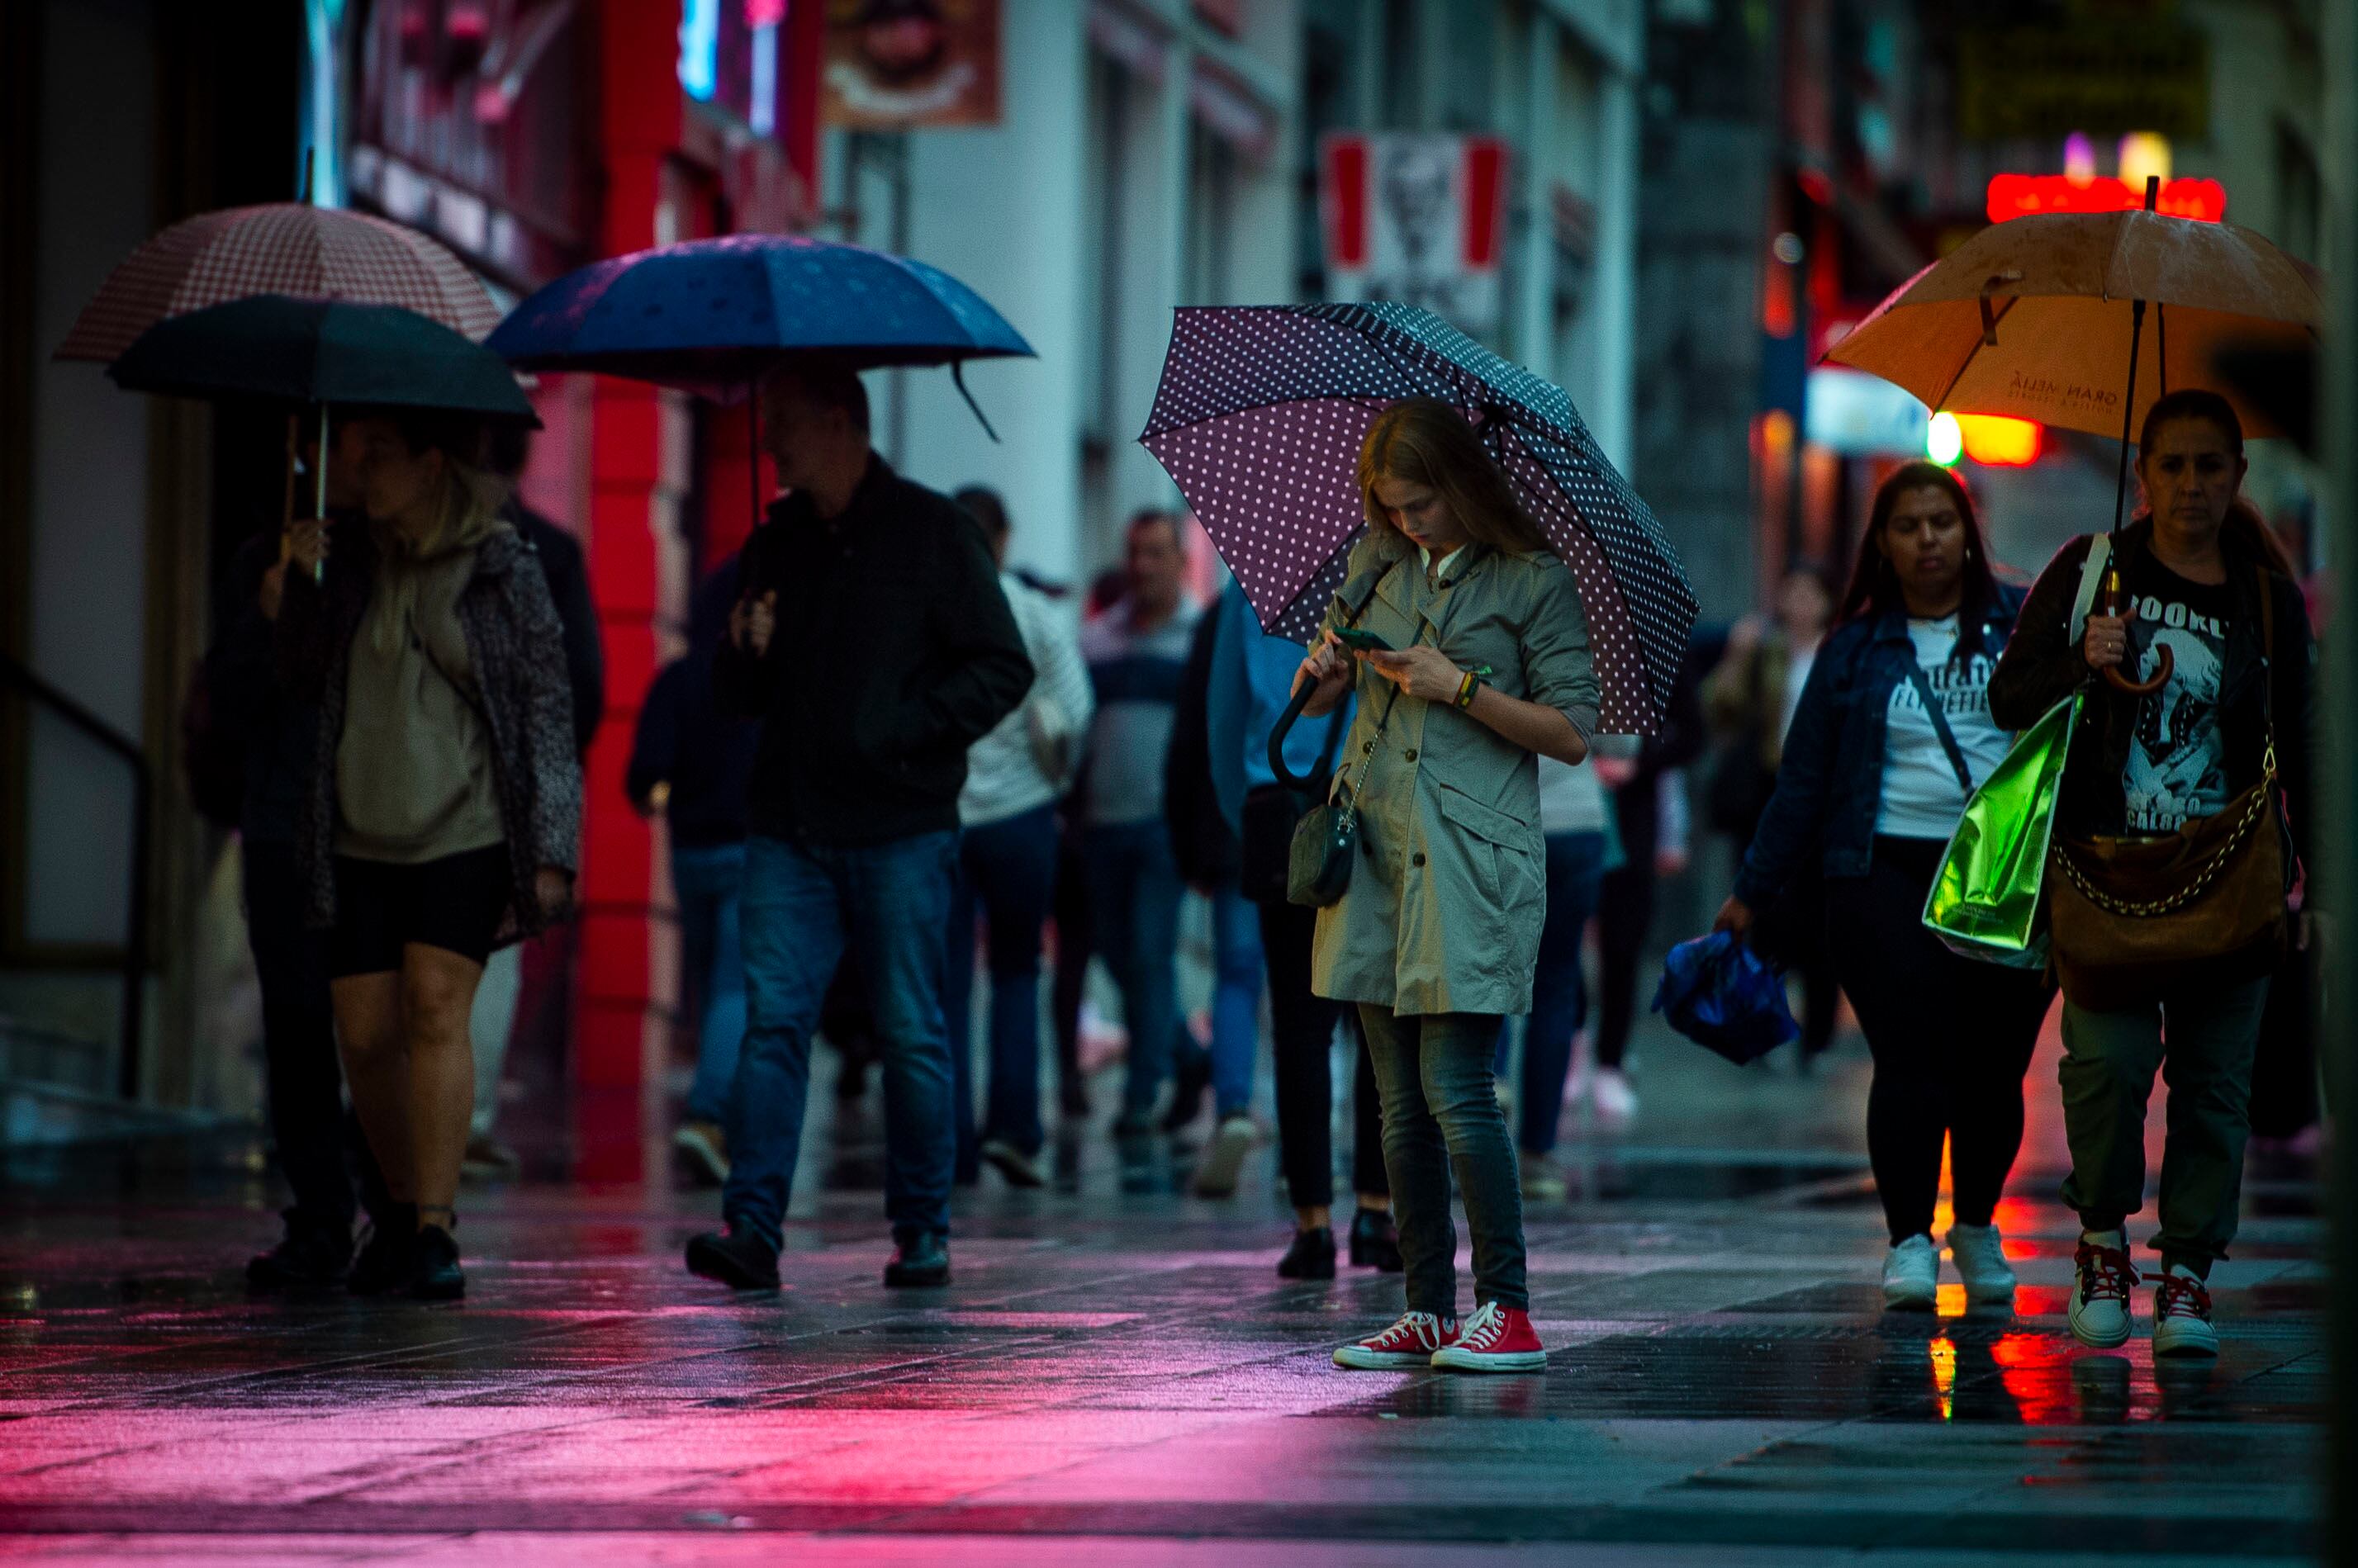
1986, 173, 2224, 224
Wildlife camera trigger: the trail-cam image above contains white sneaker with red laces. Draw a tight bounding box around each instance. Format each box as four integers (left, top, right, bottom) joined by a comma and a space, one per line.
2068, 1230, 2138, 1349
2152, 1265, 2219, 1357
1430, 1301, 1548, 1373
1334, 1310, 1458, 1370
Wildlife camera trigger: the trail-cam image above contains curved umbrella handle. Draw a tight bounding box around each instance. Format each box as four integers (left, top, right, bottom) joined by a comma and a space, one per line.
1268, 680, 1318, 791
2104, 645, 2172, 696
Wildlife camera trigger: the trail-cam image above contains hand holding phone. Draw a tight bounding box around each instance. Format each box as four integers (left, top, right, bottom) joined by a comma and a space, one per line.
1331, 627, 1394, 655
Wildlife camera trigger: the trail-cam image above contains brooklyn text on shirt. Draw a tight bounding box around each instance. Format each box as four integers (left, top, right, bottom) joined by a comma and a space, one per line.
2128, 595, 2227, 639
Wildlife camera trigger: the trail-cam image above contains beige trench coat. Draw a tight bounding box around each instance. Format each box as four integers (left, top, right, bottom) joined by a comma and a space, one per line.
1309, 533, 1600, 1018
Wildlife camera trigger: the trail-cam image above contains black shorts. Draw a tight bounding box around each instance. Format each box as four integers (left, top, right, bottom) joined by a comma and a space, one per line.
327, 844, 510, 978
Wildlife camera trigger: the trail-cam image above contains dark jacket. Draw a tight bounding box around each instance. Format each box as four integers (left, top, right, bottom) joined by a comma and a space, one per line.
505, 501, 606, 759
1164, 603, 1239, 888
628, 558, 757, 848
205, 530, 326, 844
1988, 523, 2314, 887
277, 518, 584, 945
714, 457, 1033, 846
1735, 584, 2028, 908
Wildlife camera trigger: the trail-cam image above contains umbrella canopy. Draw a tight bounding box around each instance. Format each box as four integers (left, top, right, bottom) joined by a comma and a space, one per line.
108, 296, 538, 424
485, 234, 1034, 396
1825, 208, 2322, 439
1141, 302, 1695, 735
55, 203, 501, 363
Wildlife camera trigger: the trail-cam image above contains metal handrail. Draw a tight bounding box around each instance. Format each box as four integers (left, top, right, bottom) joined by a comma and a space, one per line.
0, 651, 151, 1100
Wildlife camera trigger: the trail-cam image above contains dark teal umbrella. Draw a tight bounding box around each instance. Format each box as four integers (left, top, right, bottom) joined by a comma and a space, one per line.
107, 294, 537, 421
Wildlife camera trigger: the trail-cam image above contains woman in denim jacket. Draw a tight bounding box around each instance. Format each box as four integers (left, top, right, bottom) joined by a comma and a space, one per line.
1714, 463, 2052, 1311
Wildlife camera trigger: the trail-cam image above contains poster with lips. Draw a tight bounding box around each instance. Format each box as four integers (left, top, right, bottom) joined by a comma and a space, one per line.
823, 0, 1003, 129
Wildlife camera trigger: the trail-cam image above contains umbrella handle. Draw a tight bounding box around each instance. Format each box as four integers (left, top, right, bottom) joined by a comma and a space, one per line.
1268, 680, 1317, 791
2097, 563, 2171, 694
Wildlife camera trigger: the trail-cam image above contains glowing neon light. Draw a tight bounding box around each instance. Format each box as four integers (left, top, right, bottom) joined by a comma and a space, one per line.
1957, 415, 2042, 467
1986, 174, 2224, 224
679, 0, 719, 100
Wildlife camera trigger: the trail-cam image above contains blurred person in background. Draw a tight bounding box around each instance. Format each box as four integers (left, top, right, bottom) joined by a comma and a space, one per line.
463, 425, 605, 1180
1048, 565, 1136, 1120
628, 557, 759, 1187
685, 365, 1030, 1294
1078, 511, 1202, 1142
945, 486, 1093, 1189
1165, 579, 1267, 1200
1204, 577, 1397, 1272
206, 419, 384, 1288
278, 410, 582, 1302
1993, 394, 2313, 1357
1588, 640, 1709, 1106
1706, 564, 1842, 1065
1509, 750, 1623, 1200
1717, 463, 2047, 1312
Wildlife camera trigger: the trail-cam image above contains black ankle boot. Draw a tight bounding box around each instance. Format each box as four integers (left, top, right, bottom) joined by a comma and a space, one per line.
1350, 1208, 1403, 1272
247, 1212, 352, 1291
348, 1205, 418, 1296
409, 1225, 465, 1301
1278, 1225, 1336, 1281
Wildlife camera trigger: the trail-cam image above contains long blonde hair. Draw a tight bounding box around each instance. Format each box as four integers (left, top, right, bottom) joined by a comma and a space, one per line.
382, 410, 510, 555
1357, 398, 1548, 556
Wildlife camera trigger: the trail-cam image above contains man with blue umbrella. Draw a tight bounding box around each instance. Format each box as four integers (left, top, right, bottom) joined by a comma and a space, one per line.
684, 363, 1032, 1292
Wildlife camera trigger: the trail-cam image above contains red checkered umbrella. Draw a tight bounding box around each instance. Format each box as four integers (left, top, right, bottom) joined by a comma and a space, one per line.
54, 203, 501, 363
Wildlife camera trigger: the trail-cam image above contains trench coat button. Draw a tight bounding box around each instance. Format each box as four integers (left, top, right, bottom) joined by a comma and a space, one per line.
1364, 741, 1374, 755
1411, 853, 1426, 868
1405, 749, 1418, 761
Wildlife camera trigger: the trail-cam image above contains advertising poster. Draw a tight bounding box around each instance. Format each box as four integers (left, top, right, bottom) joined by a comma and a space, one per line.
823, 0, 1002, 129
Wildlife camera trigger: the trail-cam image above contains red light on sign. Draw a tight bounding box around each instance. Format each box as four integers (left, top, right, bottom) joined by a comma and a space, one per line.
1986, 175, 2226, 224
1957, 415, 2042, 467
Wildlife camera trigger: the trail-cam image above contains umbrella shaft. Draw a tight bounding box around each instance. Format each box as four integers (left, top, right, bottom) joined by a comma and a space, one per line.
2110, 298, 2148, 537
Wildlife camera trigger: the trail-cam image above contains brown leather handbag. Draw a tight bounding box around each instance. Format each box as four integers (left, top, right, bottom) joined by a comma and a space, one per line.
2047, 566, 2289, 1009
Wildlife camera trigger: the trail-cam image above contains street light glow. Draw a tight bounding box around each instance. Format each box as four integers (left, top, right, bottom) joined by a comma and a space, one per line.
1927, 411, 1963, 466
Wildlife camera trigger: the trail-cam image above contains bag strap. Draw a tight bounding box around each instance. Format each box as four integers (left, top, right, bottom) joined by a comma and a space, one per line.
1336, 548, 1489, 803
1268, 556, 1400, 793
1903, 663, 1975, 793
2066, 533, 2112, 647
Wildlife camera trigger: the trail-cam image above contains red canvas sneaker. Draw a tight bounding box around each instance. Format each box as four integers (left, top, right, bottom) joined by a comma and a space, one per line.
1334, 1310, 1458, 1370
1430, 1301, 1548, 1373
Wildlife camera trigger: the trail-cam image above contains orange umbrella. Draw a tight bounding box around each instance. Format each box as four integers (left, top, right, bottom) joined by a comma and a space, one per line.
1826, 178, 2323, 692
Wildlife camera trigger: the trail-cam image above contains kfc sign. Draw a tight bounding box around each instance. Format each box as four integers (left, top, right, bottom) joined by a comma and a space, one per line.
1321, 134, 1508, 337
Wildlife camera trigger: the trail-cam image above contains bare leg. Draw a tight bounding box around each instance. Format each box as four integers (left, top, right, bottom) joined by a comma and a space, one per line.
333, 973, 413, 1203
401, 945, 485, 1229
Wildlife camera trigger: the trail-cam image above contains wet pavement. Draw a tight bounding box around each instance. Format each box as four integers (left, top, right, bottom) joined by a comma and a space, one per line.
0, 1016, 2327, 1566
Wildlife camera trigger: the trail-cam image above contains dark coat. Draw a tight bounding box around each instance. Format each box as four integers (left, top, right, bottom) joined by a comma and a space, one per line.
1734, 583, 2028, 909
1163, 602, 1239, 888
1988, 521, 2314, 887
714, 456, 1033, 846
627, 557, 757, 849
505, 501, 605, 759
205, 530, 324, 845
276, 519, 584, 945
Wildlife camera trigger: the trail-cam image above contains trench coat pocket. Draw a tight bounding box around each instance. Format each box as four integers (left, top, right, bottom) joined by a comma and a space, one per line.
1434, 777, 1541, 909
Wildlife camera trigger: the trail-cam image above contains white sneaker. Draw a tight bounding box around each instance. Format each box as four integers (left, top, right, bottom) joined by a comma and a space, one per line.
1190, 1114, 1256, 1199
2068, 1230, 2137, 1349
1945, 1222, 2017, 1305
1882, 1233, 1938, 1310
1590, 1068, 1638, 1130
2152, 1265, 2219, 1357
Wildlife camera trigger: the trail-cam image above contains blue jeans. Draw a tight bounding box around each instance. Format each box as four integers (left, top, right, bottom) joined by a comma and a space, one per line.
1083, 821, 1187, 1120
1361, 1006, 1527, 1314
1518, 831, 1609, 1156
947, 804, 1058, 1162
673, 842, 748, 1126
1207, 881, 1264, 1119
722, 831, 959, 1251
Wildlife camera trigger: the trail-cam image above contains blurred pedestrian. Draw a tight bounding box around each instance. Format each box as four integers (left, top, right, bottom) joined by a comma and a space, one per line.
1165, 583, 1264, 1197
463, 425, 606, 1180
1587, 642, 1707, 1107
1079, 510, 1202, 1140
627, 557, 759, 1187
277, 410, 582, 1301
206, 420, 383, 1288
1049, 566, 1137, 1117
1991, 392, 2314, 1358
1706, 566, 1841, 1062
1716, 463, 2050, 1311
1314, 399, 1594, 1375
685, 365, 1032, 1293
1509, 750, 1622, 1199
1207, 579, 1397, 1272
946, 486, 1093, 1189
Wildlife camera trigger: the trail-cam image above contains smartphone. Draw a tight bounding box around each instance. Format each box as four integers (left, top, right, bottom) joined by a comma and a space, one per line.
1331, 627, 1394, 654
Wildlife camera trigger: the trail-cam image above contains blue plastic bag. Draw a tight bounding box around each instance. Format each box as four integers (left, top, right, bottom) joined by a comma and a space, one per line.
1651, 931, 1800, 1065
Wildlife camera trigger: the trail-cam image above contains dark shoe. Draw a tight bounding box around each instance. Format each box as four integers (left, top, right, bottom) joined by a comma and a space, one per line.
247, 1215, 352, 1291
347, 1206, 419, 1296
409, 1225, 465, 1301
1279, 1225, 1337, 1281
686, 1229, 781, 1291
1161, 1047, 1212, 1133
884, 1231, 951, 1288
1349, 1208, 1403, 1272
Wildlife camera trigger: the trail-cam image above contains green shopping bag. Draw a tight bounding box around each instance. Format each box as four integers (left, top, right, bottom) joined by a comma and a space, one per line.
1922, 693, 2078, 969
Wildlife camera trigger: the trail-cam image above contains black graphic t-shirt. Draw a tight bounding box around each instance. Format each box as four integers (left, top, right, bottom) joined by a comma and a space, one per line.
2115, 556, 2232, 836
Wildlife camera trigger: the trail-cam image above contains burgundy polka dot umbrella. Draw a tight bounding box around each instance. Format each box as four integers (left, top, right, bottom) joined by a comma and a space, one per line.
1140, 301, 1696, 735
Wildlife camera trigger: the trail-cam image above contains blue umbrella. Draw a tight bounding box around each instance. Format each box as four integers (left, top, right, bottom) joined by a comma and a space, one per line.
486, 233, 1032, 405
